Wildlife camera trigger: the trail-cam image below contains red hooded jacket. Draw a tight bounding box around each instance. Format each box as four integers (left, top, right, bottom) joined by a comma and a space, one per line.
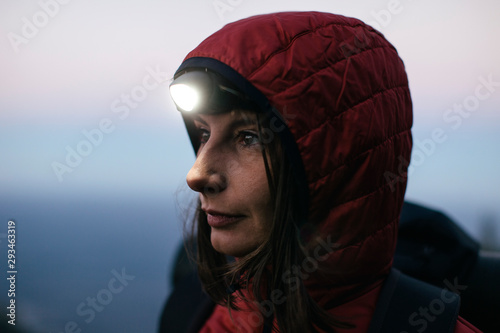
175, 11, 481, 333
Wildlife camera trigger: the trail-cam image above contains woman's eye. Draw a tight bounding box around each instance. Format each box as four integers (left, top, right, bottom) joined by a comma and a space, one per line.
239, 131, 260, 146
197, 128, 210, 143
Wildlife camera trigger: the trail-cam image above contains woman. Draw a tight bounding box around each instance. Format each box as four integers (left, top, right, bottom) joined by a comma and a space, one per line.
163, 11, 480, 332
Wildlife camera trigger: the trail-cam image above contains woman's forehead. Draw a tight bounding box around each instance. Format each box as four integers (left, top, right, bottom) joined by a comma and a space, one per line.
193, 109, 258, 126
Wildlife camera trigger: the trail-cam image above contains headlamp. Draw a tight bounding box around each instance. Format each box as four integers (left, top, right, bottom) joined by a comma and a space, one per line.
169, 69, 255, 114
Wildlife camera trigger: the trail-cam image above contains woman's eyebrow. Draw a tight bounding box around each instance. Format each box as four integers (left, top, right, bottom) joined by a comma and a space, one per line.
228, 117, 257, 131
193, 114, 257, 130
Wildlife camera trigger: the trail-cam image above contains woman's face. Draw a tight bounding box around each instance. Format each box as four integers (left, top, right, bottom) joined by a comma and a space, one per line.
186, 110, 273, 257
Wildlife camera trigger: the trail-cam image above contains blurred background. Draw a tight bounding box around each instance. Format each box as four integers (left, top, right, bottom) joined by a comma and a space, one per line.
1, 0, 499, 332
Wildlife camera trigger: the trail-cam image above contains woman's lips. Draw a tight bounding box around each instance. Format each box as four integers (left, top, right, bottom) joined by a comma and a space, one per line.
206, 213, 244, 228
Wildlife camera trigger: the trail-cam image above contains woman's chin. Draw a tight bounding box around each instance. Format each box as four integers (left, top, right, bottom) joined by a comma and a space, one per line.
210, 230, 258, 258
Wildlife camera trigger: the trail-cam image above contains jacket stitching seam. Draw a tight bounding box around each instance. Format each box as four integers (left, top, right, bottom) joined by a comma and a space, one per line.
270, 44, 397, 95
246, 22, 388, 79
334, 214, 398, 251
296, 84, 409, 144
309, 128, 411, 185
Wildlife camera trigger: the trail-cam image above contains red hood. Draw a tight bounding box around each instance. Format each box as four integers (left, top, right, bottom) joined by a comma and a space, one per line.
178, 11, 413, 306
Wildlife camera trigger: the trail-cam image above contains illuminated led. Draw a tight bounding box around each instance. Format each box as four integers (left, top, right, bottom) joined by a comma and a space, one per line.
169, 84, 200, 112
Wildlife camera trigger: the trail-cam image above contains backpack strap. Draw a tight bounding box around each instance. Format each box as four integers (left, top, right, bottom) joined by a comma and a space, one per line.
368, 268, 461, 333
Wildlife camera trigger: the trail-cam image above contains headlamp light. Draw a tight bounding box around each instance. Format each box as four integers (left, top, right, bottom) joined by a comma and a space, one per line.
169, 69, 254, 114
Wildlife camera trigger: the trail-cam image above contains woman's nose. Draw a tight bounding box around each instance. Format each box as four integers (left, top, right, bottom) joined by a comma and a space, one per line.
186, 147, 227, 196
